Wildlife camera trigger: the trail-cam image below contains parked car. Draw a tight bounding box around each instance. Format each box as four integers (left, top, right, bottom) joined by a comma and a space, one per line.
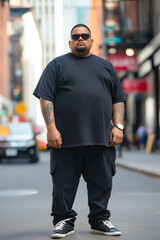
0, 122, 39, 163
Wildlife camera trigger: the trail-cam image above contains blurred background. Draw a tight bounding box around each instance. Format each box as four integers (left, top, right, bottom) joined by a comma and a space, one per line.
1, 2, 160, 240
0, 0, 160, 153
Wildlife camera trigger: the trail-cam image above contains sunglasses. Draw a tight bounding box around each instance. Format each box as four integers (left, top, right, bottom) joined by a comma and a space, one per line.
71, 33, 90, 41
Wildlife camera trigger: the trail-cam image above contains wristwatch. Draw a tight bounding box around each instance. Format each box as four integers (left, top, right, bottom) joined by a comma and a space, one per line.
114, 123, 124, 131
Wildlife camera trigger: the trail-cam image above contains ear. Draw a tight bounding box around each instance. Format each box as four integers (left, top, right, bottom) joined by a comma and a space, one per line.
91, 38, 94, 47
69, 40, 71, 48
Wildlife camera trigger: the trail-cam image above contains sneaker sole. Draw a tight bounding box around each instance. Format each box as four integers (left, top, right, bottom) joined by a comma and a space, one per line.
51, 230, 74, 238
91, 229, 121, 236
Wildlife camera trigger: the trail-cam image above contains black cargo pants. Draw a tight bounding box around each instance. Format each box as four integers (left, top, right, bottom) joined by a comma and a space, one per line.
50, 145, 116, 228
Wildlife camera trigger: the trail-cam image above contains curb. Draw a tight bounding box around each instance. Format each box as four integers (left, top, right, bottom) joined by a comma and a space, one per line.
116, 162, 160, 178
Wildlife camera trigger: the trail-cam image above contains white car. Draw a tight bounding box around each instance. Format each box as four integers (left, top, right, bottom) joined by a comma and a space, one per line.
0, 122, 39, 163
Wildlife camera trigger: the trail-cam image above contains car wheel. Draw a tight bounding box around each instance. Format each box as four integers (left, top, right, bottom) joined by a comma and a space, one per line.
0, 157, 3, 163
30, 156, 39, 163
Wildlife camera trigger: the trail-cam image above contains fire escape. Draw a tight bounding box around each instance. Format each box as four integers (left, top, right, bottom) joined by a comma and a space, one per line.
103, 0, 153, 51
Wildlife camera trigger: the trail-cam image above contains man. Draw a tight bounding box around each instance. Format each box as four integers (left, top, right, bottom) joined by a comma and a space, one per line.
33, 24, 126, 238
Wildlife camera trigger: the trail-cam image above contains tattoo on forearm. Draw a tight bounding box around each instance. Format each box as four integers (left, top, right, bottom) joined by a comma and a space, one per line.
114, 102, 124, 123
41, 101, 54, 125
113, 102, 124, 123
46, 103, 53, 117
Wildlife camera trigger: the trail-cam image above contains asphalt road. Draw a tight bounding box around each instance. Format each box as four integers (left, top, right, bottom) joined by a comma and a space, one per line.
0, 151, 160, 240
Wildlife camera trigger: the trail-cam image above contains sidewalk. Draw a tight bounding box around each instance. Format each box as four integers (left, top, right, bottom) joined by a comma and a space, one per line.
116, 149, 160, 178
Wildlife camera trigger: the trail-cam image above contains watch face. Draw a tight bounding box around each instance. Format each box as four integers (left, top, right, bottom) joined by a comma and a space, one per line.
116, 124, 124, 130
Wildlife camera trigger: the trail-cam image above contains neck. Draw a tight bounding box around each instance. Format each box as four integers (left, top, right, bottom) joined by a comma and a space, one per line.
71, 51, 91, 58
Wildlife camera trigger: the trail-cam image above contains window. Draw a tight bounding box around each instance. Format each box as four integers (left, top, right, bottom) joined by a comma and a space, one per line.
39, 6, 42, 15
45, 6, 48, 14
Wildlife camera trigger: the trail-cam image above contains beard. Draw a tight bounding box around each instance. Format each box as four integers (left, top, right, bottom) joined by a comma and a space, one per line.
76, 46, 86, 52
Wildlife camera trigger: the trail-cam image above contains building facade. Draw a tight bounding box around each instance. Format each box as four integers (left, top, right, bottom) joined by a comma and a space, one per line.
101, 0, 160, 150
21, 0, 55, 68
89, 0, 104, 58
21, 0, 91, 67
138, 0, 160, 150
10, 7, 42, 125
0, 0, 12, 122
63, 0, 91, 54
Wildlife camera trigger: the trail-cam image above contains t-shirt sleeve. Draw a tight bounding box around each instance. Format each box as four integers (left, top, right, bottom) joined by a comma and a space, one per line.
110, 63, 126, 104
33, 60, 57, 102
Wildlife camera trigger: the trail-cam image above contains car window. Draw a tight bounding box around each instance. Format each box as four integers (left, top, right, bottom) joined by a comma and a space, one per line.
8, 123, 34, 136
0, 123, 34, 141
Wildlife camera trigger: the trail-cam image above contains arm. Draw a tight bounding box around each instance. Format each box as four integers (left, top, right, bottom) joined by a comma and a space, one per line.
110, 102, 124, 147
40, 98, 62, 148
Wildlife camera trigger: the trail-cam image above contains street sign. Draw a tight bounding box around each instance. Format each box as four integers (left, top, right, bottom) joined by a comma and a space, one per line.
104, 26, 115, 30
108, 55, 138, 72
122, 79, 147, 93
104, 36, 122, 43
0, 109, 7, 117
15, 101, 26, 115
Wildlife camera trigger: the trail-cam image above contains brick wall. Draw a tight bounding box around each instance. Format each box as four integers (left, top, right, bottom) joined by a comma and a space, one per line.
0, 0, 11, 99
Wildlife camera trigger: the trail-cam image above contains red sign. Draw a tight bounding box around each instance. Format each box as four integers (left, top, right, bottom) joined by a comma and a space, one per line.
108, 55, 138, 72
122, 79, 147, 93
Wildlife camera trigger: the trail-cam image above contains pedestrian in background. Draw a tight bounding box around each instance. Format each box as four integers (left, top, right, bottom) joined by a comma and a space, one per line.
33, 24, 126, 238
135, 125, 147, 149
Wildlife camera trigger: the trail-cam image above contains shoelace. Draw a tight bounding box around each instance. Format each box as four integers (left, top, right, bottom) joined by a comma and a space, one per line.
55, 221, 66, 231
103, 220, 115, 229
55, 218, 72, 231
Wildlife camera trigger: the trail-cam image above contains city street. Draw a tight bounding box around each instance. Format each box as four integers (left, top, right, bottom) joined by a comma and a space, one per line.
1, 2, 160, 240
0, 151, 160, 240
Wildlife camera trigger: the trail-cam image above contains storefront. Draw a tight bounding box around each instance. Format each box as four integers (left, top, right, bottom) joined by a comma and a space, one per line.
138, 33, 160, 150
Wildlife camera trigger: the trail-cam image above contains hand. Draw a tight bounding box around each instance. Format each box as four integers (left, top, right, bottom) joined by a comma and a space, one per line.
47, 126, 62, 149
109, 127, 123, 147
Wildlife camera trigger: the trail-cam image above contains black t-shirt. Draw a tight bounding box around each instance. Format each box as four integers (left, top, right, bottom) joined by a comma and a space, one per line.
33, 53, 126, 148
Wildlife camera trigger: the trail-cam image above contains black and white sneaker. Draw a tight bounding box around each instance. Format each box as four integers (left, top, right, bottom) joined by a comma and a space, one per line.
51, 218, 74, 239
91, 220, 121, 236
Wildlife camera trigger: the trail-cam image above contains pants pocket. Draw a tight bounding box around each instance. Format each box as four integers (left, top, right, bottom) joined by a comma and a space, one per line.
110, 147, 116, 176
50, 148, 56, 174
